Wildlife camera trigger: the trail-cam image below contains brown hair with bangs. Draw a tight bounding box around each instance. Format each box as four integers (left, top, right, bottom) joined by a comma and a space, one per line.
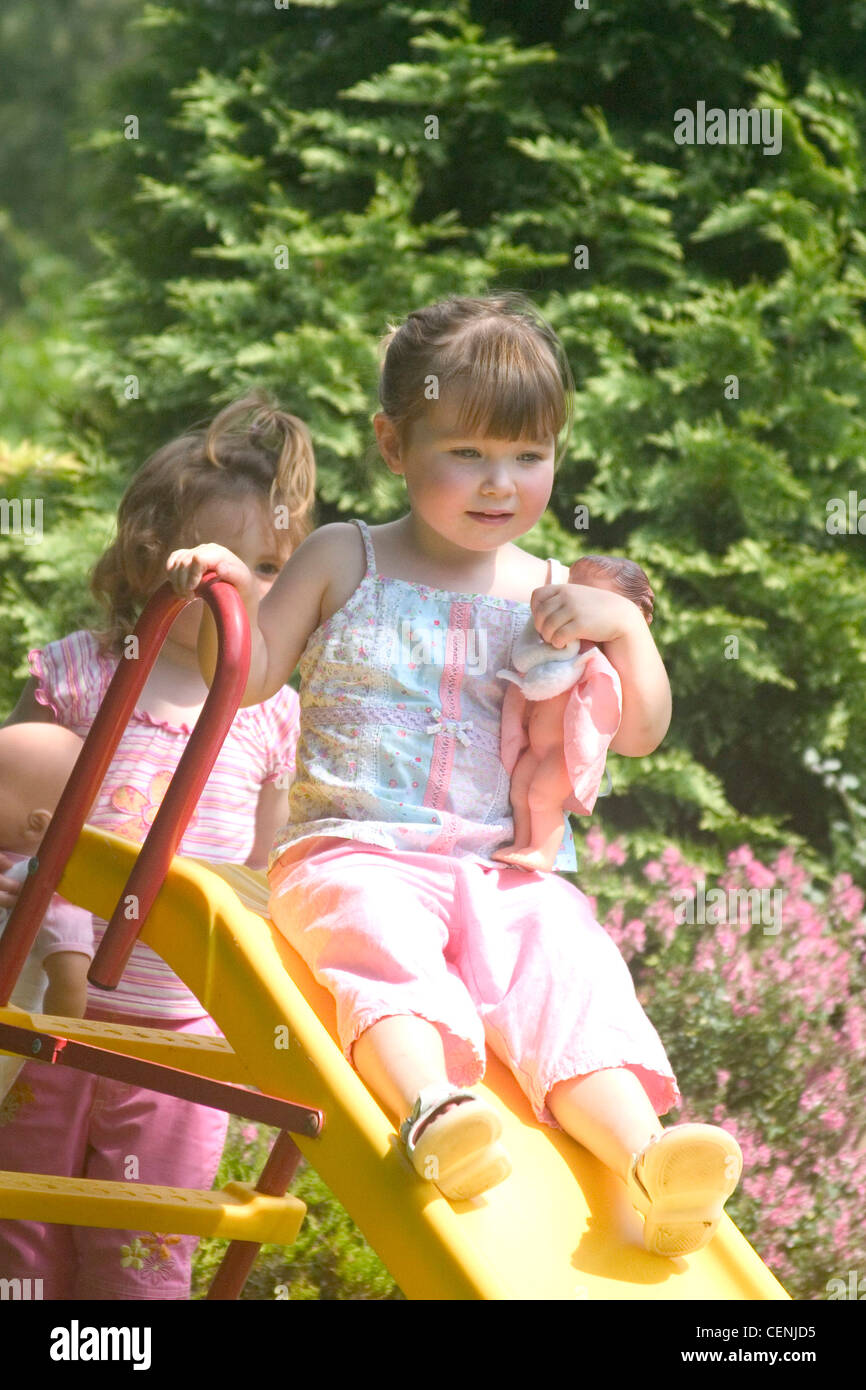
91, 392, 317, 652
375, 292, 575, 467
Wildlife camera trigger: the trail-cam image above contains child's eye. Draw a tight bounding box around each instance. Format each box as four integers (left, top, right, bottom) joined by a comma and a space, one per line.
451, 449, 542, 462
256, 561, 280, 576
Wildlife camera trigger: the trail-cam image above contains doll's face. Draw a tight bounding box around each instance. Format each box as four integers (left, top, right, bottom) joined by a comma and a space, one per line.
0, 770, 54, 853
0, 727, 84, 854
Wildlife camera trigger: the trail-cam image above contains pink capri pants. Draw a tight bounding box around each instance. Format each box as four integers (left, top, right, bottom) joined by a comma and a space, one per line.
269, 836, 680, 1126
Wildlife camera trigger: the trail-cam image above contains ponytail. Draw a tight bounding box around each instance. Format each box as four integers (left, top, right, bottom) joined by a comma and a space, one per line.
203, 392, 317, 534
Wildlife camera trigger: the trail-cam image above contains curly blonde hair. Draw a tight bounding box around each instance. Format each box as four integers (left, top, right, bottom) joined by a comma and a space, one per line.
91, 393, 317, 652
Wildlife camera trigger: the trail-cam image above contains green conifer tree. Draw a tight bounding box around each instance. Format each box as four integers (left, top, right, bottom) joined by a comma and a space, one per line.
63, 0, 866, 873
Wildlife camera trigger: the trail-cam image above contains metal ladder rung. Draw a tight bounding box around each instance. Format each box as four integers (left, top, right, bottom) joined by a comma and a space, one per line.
0, 1006, 249, 1085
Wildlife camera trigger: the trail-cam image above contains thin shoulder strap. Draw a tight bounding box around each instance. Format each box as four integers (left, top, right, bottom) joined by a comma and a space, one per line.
353, 518, 377, 577
546, 557, 570, 584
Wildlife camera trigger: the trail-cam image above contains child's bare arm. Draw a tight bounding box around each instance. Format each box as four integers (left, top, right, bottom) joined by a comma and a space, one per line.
42, 950, 91, 1017
603, 613, 671, 756
245, 780, 290, 870
167, 525, 340, 706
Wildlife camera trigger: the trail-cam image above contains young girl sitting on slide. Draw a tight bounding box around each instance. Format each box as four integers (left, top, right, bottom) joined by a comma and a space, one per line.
168, 293, 743, 1258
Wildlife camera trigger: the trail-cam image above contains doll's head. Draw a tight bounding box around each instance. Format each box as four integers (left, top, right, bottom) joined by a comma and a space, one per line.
90, 393, 317, 652
0, 723, 84, 854
569, 555, 654, 624
372, 292, 576, 472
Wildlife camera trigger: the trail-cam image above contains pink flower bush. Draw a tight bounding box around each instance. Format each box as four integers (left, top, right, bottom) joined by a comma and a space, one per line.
575, 827, 866, 1299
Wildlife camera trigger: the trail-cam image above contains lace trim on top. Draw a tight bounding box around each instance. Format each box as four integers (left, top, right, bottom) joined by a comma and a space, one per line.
303, 701, 500, 756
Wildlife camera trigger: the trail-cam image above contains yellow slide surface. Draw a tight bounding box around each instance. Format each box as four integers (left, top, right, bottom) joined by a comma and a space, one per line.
54, 827, 788, 1301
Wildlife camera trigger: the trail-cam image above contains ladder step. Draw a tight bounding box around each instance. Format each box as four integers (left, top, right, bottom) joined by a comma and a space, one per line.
0, 1007, 248, 1084
0, 1171, 305, 1244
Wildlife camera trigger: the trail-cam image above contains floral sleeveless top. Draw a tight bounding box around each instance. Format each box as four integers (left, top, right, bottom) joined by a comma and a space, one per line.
270, 518, 578, 874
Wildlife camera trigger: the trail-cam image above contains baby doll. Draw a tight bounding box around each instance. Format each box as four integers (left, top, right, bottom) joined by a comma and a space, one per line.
0, 723, 94, 1099
493, 556, 655, 873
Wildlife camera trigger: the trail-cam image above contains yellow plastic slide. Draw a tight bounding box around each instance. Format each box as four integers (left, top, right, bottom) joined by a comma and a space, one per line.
50, 826, 787, 1301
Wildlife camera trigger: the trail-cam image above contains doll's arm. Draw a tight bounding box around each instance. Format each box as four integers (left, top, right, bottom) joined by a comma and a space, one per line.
43, 951, 91, 1017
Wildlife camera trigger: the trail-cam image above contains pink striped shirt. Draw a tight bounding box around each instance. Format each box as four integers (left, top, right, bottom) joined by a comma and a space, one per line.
30, 630, 299, 1019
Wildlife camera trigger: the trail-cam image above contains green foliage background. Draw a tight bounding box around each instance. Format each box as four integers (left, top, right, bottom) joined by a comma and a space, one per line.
5, 0, 866, 869
2, 0, 865, 1299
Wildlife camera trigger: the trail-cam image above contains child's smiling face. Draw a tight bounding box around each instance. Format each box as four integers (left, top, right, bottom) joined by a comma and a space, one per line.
375, 392, 556, 557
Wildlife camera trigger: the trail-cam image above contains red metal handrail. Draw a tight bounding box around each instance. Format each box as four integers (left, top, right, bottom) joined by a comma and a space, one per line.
0, 573, 250, 1001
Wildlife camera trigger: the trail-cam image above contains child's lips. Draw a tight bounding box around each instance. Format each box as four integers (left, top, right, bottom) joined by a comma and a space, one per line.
468, 510, 513, 522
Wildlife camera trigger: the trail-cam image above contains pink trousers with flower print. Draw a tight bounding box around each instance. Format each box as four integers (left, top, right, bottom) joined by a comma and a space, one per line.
0, 1009, 229, 1300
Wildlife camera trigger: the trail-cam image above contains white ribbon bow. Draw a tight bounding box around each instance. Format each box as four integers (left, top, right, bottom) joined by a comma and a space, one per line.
425, 710, 474, 746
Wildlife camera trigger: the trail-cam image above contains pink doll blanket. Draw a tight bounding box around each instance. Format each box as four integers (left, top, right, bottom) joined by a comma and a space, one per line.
499, 638, 623, 816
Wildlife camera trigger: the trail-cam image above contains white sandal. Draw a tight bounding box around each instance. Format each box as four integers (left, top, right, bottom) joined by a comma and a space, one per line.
626, 1123, 743, 1257
400, 1084, 512, 1201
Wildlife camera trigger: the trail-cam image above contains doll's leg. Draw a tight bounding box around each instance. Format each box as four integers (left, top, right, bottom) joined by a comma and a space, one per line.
493, 745, 538, 855
524, 748, 573, 861
495, 690, 574, 869
493, 747, 573, 870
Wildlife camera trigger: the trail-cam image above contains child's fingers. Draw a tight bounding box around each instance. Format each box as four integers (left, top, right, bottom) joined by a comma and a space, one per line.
529, 584, 560, 615
537, 619, 574, 649
0, 870, 23, 912
166, 544, 250, 599
531, 589, 574, 646
166, 548, 207, 593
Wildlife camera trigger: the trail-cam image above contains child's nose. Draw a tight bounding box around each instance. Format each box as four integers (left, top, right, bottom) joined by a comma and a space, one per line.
480, 459, 516, 492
